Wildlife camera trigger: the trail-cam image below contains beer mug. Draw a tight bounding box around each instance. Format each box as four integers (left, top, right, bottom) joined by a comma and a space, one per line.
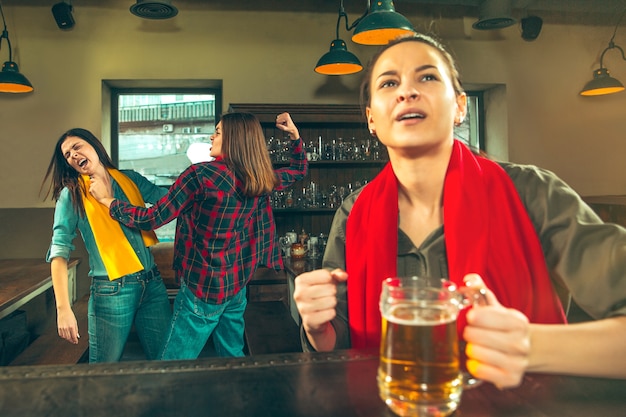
377, 276, 485, 417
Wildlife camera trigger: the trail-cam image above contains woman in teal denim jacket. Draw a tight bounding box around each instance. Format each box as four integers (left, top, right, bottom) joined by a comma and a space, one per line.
42, 128, 172, 363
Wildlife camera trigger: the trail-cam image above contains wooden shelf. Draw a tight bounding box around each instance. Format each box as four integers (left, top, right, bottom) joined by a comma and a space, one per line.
228, 103, 383, 237
273, 160, 387, 168
228, 103, 365, 124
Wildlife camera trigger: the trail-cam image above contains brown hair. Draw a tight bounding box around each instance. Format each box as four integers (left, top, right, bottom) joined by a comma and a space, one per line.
220, 112, 278, 197
40, 128, 116, 216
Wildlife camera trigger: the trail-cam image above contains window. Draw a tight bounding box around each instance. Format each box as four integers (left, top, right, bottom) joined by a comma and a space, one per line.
454, 92, 484, 151
110, 87, 222, 241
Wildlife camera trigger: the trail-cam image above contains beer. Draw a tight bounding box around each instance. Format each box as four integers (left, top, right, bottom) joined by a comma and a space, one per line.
378, 302, 462, 417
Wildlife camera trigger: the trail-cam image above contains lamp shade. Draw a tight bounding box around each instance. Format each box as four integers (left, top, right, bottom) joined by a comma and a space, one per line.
315, 39, 363, 75
352, 0, 415, 45
0, 61, 34, 93
580, 68, 625, 96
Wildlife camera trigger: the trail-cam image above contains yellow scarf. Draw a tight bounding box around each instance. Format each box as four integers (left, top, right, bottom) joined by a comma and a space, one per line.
82, 168, 159, 280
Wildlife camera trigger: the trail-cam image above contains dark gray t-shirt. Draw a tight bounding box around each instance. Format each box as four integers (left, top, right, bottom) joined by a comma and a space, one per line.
303, 162, 626, 351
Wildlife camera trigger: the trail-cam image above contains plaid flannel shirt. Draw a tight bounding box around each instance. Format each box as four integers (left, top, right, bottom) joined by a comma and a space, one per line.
110, 138, 307, 303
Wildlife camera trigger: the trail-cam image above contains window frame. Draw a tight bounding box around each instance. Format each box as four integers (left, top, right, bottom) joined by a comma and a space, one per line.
455, 90, 484, 151
109, 87, 223, 167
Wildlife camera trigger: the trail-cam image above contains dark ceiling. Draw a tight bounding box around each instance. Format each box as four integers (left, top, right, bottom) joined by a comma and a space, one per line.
4, 0, 626, 25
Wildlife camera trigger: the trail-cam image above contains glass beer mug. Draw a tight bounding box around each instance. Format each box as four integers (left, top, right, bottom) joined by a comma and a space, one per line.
377, 276, 486, 417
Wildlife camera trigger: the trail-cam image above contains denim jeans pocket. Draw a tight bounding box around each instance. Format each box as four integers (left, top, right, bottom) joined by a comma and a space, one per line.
91, 281, 121, 297
177, 282, 223, 318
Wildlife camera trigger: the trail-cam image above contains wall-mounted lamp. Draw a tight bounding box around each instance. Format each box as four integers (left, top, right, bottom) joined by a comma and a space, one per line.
0, 2, 33, 94
315, 2, 363, 75
314, 0, 414, 75
351, 0, 415, 45
580, 8, 626, 96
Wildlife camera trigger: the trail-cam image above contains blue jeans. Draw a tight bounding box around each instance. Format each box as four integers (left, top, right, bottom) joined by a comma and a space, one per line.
160, 281, 247, 360
88, 266, 172, 363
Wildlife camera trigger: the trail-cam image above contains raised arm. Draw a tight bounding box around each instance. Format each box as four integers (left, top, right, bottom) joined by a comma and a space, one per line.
275, 112, 300, 140
274, 112, 308, 190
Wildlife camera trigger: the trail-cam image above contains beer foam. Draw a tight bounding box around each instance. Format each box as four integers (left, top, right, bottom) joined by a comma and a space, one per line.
384, 303, 457, 326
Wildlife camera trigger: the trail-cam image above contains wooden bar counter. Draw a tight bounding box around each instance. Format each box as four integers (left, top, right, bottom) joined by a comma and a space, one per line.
0, 349, 624, 416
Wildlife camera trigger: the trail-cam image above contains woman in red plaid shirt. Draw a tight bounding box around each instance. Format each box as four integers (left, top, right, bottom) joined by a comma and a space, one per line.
90, 112, 307, 359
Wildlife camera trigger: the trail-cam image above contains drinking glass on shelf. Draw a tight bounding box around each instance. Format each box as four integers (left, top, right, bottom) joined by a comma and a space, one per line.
279, 235, 292, 258
286, 231, 298, 244
317, 233, 327, 256
363, 138, 372, 160
308, 236, 319, 259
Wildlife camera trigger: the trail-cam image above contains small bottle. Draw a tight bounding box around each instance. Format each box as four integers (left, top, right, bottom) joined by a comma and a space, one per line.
318, 136, 323, 160
299, 228, 309, 245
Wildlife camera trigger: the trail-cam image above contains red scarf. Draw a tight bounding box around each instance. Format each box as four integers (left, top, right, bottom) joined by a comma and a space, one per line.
345, 140, 566, 349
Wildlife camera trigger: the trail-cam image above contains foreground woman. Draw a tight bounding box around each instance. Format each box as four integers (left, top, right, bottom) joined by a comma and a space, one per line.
293, 33, 626, 388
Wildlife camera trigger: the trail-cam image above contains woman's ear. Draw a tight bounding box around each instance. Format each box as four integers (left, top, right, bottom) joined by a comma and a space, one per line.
366, 107, 376, 136
455, 92, 468, 126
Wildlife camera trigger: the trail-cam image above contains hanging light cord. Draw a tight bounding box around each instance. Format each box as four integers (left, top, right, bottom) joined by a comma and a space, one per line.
0, 2, 13, 63
336, 0, 368, 38
600, 7, 626, 68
